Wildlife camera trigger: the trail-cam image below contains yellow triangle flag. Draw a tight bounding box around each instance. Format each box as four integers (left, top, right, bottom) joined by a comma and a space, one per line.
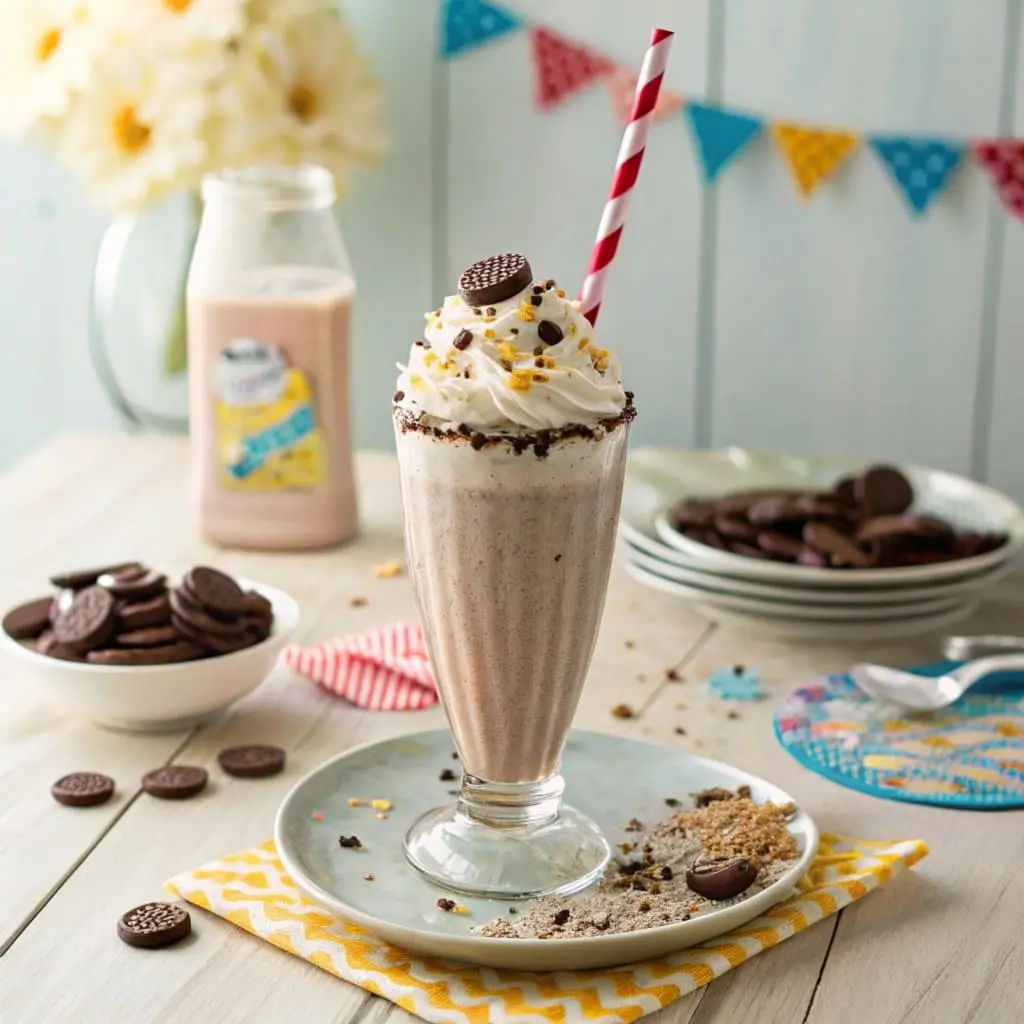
772, 123, 860, 198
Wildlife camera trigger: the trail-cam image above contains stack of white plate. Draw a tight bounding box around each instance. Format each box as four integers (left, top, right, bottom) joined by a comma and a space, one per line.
618, 447, 1024, 641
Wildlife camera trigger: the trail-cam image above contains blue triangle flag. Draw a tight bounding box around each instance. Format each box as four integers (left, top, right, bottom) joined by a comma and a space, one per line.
440, 0, 523, 60
684, 102, 763, 183
868, 137, 964, 215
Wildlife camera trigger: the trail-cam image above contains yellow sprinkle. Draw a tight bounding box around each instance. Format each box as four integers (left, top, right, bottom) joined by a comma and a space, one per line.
577, 337, 589, 351
508, 370, 534, 392
517, 301, 536, 322
373, 560, 404, 578
424, 351, 438, 367
569, 323, 577, 336
409, 374, 424, 389
532, 372, 550, 383
590, 347, 610, 363
484, 329, 496, 339
452, 297, 460, 305
496, 341, 518, 363
484, 316, 497, 324
347, 797, 361, 807
452, 904, 471, 915
371, 799, 392, 811
557, 289, 566, 298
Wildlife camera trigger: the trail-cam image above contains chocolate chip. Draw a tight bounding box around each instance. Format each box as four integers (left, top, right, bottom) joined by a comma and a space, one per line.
452, 329, 473, 351
509, 907, 517, 914
436, 898, 456, 912
486, 307, 496, 316
472, 308, 482, 316
660, 866, 674, 880
458, 253, 532, 306
533, 346, 545, 356
537, 320, 564, 345
532, 285, 544, 294
553, 909, 570, 925
535, 358, 546, 368
439, 768, 456, 781
530, 294, 542, 307
625, 817, 643, 832
471, 434, 486, 451
510, 328, 519, 335
393, 390, 405, 402
674, 726, 686, 735
638, 900, 652, 912
338, 835, 362, 849
664, 797, 681, 808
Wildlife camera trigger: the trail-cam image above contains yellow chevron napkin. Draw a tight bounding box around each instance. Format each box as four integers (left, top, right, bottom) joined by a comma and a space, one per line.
166, 834, 927, 1024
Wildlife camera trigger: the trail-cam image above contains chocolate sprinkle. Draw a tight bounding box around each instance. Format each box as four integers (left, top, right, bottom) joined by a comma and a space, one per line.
453, 329, 473, 351
437, 898, 456, 912
537, 320, 564, 345
553, 909, 571, 926
530, 294, 542, 307
338, 835, 362, 849
439, 768, 457, 781
393, 390, 405, 402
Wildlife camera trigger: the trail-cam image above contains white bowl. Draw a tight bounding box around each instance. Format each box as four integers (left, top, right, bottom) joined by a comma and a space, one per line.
624, 446, 1024, 589
0, 579, 299, 731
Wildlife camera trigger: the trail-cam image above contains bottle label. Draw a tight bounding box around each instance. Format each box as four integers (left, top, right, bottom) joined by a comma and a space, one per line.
213, 339, 326, 491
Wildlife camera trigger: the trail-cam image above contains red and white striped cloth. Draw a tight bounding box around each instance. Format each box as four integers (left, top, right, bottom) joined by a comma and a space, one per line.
283, 622, 437, 711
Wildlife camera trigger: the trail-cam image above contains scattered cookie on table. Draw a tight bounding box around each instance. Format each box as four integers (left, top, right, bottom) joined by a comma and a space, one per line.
142, 765, 209, 800
117, 902, 191, 949
51, 771, 115, 808
217, 745, 286, 779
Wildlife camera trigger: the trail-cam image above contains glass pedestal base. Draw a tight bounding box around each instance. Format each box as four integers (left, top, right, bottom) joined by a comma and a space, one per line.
403, 774, 610, 899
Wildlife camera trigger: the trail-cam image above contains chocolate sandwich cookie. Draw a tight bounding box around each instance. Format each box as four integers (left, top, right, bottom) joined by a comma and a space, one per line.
86, 641, 205, 666
855, 465, 914, 516
37, 630, 87, 661
118, 593, 172, 631
51, 771, 115, 807
803, 522, 871, 568
667, 499, 715, 530
114, 625, 180, 648
49, 563, 139, 590
746, 497, 804, 527
3, 596, 54, 640
714, 514, 758, 540
458, 253, 533, 307
142, 765, 208, 800
182, 566, 246, 617
169, 588, 246, 637
241, 590, 273, 619
100, 569, 167, 601
52, 586, 117, 652
170, 615, 252, 655
117, 902, 191, 949
218, 744, 286, 778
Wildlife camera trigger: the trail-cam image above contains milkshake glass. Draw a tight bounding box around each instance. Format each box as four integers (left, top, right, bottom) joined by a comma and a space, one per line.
393, 253, 635, 898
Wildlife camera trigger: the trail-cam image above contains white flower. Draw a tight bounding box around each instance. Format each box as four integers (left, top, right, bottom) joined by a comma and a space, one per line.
0, 0, 106, 136
88, 0, 248, 45
211, 1, 388, 197
55, 37, 220, 209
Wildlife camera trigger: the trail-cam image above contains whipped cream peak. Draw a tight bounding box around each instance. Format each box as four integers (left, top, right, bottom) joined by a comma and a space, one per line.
394, 264, 628, 433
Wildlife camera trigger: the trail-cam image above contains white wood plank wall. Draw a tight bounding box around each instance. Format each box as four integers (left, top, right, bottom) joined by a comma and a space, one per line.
1, 0, 1023, 500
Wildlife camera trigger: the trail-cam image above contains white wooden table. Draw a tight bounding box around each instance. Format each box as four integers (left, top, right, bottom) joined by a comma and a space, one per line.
1, 435, 1022, 1024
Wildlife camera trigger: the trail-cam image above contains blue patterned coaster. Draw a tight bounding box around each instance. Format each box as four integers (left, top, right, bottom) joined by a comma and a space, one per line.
774, 662, 1024, 809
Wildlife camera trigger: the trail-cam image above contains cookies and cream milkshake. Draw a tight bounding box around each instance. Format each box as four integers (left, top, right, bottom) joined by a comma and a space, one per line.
393, 252, 634, 898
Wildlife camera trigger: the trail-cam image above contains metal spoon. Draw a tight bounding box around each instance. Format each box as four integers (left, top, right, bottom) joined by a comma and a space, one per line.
849, 653, 1024, 711
942, 634, 1024, 662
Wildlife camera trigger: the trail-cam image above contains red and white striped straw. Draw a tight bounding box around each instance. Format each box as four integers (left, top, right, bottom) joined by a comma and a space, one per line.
578, 27, 675, 326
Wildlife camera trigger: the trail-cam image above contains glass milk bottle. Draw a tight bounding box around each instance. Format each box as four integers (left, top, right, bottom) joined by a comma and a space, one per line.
186, 166, 358, 550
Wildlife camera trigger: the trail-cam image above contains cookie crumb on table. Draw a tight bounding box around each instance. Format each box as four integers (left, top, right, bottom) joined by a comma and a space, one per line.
610, 703, 635, 719
372, 560, 404, 579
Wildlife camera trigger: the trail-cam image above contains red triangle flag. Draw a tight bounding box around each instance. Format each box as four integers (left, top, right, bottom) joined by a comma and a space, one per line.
530, 26, 614, 111
605, 64, 682, 125
972, 138, 1024, 221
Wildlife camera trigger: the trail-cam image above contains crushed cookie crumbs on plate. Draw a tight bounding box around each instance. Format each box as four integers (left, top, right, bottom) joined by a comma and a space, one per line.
611, 703, 634, 719
349, 596, 368, 608
474, 790, 800, 940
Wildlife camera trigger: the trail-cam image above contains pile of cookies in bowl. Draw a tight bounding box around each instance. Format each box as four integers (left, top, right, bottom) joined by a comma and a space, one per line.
619, 450, 1024, 641
1, 562, 298, 731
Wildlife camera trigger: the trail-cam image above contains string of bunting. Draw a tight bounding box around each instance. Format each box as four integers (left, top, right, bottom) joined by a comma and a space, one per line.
441, 0, 1024, 221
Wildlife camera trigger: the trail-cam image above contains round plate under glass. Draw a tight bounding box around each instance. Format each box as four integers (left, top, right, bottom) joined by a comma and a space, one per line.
274, 728, 819, 971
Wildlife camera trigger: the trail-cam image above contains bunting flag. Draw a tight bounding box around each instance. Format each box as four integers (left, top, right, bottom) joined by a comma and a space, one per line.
869, 137, 963, 215
435, 1, 1024, 223
605, 64, 683, 126
772, 123, 860, 198
440, 0, 522, 59
972, 139, 1024, 221
685, 102, 763, 183
530, 26, 614, 111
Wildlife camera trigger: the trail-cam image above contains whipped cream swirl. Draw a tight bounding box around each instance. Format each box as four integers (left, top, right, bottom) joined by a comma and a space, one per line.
394, 279, 627, 433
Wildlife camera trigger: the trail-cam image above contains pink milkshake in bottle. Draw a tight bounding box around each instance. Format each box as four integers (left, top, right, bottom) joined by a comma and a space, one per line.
186, 166, 357, 551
